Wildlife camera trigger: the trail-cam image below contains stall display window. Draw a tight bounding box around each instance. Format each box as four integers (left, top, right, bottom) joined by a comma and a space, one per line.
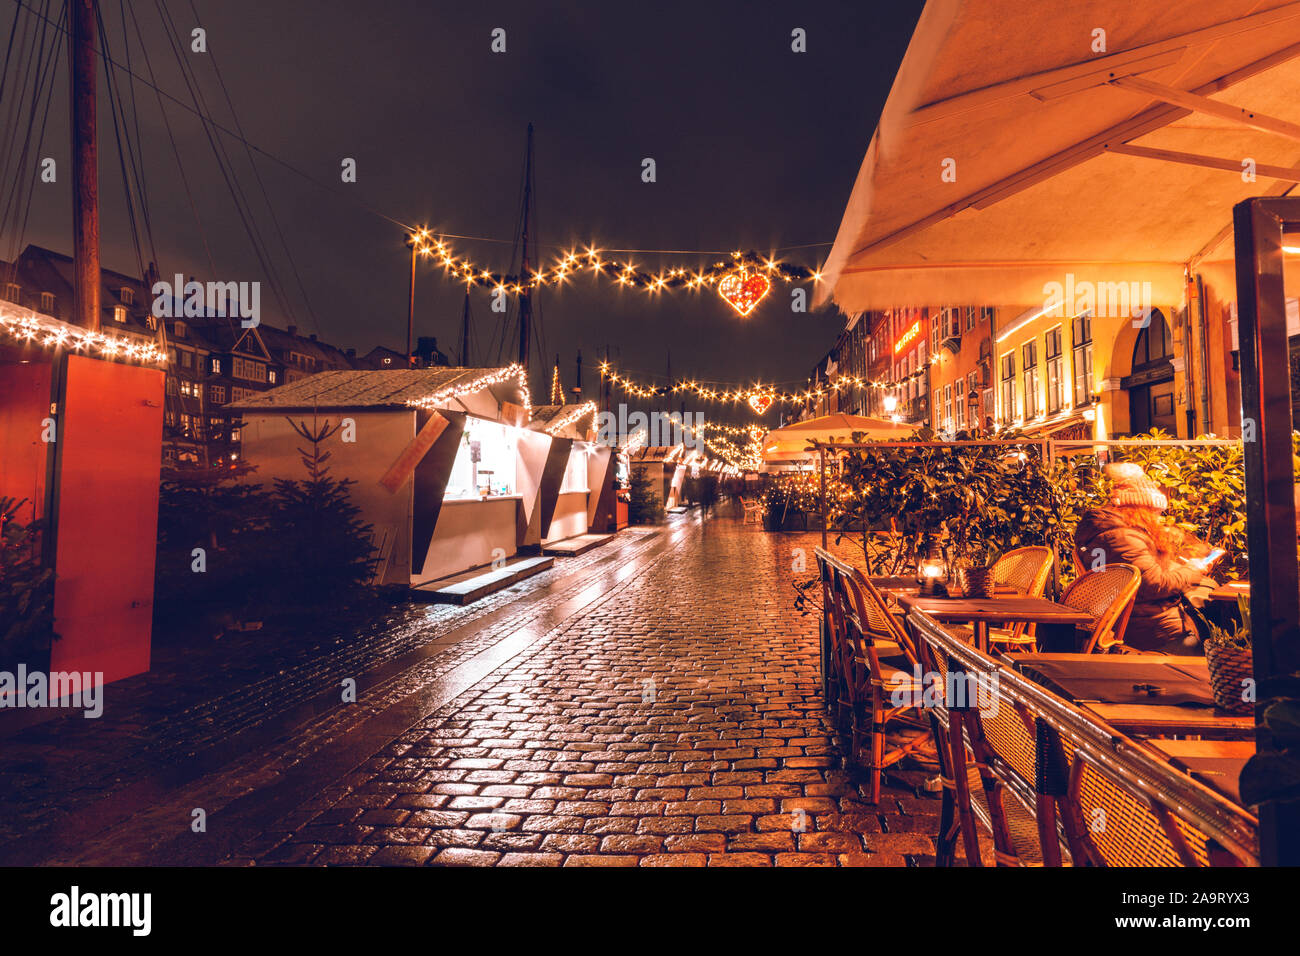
444, 417, 518, 499
560, 447, 589, 493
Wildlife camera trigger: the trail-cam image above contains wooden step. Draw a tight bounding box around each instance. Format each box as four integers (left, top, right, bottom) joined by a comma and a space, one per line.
543, 533, 614, 557
411, 555, 554, 605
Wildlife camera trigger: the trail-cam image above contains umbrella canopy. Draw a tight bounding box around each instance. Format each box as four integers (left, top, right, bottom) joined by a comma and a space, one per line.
817, 0, 1300, 312
762, 413, 915, 461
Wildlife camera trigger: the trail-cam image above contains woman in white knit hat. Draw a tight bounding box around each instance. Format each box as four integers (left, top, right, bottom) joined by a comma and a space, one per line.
1073, 462, 1218, 653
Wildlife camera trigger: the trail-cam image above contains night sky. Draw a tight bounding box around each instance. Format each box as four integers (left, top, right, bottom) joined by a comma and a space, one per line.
4, 0, 922, 424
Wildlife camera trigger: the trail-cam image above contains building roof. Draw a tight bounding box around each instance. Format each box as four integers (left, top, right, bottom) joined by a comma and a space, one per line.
227, 367, 520, 411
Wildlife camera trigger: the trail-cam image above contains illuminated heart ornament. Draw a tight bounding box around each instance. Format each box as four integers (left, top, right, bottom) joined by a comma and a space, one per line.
717, 269, 771, 316
748, 391, 774, 414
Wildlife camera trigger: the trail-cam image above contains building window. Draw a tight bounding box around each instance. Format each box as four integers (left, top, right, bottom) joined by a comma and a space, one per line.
943, 384, 953, 432
3, 282, 19, 302
174, 321, 186, 338
210, 385, 226, 403
146, 315, 157, 331
268, 369, 277, 384
40, 292, 54, 312
120, 287, 134, 306
1023, 341, 1040, 419
180, 350, 192, 368
211, 357, 222, 374
233, 357, 267, 382
1000, 352, 1017, 423
1072, 314, 1094, 407
1046, 326, 1066, 414
112, 305, 127, 323
931, 313, 942, 356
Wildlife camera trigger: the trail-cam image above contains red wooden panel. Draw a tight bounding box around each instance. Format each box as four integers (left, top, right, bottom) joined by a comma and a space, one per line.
50, 355, 164, 685
0, 362, 53, 525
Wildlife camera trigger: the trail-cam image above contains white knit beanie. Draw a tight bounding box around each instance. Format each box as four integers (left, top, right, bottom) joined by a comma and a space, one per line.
1106, 462, 1168, 512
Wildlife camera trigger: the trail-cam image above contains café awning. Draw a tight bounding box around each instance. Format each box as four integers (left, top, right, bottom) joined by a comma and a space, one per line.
763, 413, 914, 462
817, 0, 1300, 312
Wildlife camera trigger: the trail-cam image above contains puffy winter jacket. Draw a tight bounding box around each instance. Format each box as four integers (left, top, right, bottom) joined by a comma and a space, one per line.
1073, 508, 1208, 651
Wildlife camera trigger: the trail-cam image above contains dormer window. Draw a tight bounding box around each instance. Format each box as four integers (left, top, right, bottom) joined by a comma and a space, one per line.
174, 321, 186, 338
120, 287, 134, 306
113, 306, 127, 323
40, 292, 54, 312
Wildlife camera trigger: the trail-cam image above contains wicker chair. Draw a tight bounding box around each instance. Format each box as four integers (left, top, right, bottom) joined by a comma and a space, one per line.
816, 548, 929, 804
970, 546, 1055, 651
907, 607, 1259, 867
1060, 564, 1142, 653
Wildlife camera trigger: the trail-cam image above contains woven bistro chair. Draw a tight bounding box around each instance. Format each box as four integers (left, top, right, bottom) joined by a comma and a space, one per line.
951, 546, 1055, 652
907, 607, 1260, 868
815, 548, 928, 804
1059, 564, 1141, 653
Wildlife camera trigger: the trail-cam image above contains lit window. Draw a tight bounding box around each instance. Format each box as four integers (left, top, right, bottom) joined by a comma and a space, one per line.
1022, 341, 1040, 419
1072, 314, 1094, 407
1000, 352, 1017, 423
211, 357, 222, 374
1045, 327, 1064, 414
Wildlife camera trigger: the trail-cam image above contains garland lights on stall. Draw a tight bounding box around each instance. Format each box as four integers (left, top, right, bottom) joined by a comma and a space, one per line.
1, 303, 168, 364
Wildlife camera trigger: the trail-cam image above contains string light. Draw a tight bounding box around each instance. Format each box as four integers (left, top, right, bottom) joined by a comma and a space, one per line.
405, 363, 531, 416
599, 360, 934, 407
543, 401, 598, 436
1, 303, 167, 365
407, 231, 818, 310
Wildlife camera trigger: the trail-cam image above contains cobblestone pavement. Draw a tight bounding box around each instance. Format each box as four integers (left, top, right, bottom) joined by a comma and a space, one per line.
4, 509, 957, 866
246, 515, 951, 867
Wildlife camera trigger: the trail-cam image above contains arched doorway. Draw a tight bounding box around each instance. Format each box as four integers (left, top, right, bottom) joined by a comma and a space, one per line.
1124, 309, 1177, 434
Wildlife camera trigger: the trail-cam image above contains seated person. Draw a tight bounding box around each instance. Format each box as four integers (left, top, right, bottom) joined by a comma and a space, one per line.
1073, 463, 1217, 654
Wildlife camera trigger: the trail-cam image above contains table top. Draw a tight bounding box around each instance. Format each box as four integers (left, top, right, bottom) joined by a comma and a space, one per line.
1209, 581, 1251, 602
1013, 652, 1254, 738
1015, 653, 1215, 707
1082, 702, 1255, 738
896, 593, 1094, 625
1145, 739, 1255, 804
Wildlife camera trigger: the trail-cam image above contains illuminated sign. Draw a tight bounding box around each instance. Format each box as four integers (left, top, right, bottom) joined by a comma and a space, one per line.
893, 320, 921, 354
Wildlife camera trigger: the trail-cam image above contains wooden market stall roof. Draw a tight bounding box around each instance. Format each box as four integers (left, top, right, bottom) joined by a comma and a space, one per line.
227, 365, 528, 412
817, 0, 1300, 312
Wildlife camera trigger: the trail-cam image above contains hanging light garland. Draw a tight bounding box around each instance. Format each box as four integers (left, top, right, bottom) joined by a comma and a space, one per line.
1, 304, 167, 365
543, 401, 598, 436
405, 363, 532, 416
407, 229, 819, 316
599, 360, 934, 408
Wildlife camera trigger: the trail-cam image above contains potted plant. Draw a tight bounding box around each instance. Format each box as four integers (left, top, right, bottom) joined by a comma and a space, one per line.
1199, 595, 1254, 714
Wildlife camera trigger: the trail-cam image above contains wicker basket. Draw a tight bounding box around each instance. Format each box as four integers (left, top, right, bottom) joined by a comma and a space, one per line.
1205, 641, 1253, 714
962, 566, 995, 600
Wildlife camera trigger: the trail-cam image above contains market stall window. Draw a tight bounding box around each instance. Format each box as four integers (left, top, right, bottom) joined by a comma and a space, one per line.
561, 446, 590, 493
445, 417, 518, 499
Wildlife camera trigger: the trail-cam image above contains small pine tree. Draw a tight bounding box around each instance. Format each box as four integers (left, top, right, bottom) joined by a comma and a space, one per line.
627, 468, 665, 524
268, 418, 378, 605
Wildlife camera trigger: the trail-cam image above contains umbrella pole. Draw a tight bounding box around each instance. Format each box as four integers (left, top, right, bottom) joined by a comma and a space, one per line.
819, 447, 827, 551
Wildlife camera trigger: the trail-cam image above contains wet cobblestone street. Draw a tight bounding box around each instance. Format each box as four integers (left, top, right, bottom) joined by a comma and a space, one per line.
1, 511, 951, 867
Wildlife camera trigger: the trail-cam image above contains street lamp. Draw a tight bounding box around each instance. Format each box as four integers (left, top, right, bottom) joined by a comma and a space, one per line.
882, 393, 898, 414
967, 388, 981, 432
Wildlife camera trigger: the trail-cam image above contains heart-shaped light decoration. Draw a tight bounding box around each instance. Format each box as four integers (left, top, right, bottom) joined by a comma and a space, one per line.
748, 391, 774, 414
717, 269, 771, 316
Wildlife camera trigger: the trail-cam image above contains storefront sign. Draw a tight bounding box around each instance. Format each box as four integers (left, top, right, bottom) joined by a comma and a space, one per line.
893, 320, 921, 354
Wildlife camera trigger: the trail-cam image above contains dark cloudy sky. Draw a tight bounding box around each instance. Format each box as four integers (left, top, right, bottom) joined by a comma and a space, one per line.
3, 0, 922, 424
